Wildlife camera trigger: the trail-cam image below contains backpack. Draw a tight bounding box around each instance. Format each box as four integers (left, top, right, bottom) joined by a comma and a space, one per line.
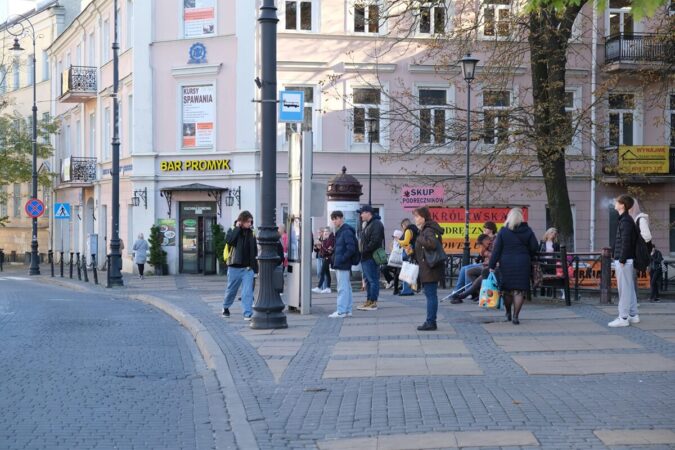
350, 231, 361, 266
633, 218, 650, 271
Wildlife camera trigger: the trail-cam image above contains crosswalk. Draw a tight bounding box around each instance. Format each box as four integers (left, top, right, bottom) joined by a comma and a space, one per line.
0, 276, 30, 281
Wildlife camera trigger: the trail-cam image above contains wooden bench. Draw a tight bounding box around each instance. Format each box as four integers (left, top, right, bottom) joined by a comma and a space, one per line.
534, 245, 571, 306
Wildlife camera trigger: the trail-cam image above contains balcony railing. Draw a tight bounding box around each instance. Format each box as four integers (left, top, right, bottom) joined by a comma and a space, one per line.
60, 66, 97, 103
61, 157, 97, 183
605, 33, 675, 65
602, 146, 675, 177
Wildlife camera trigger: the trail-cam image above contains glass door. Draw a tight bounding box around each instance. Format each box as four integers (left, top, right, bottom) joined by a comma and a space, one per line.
201, 216, 216, 275
181, 218, 199, 273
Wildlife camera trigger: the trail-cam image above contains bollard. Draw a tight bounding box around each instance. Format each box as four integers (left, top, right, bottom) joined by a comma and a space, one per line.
92, 254, 98, 285
76, 253, 82, 280
69, 252, 74, 279
600, 247, 612, 304
60, 251, 64, 278
49, 250, 54, 277
82, 255, 89, 282
106, 254, 111, 288
0, 248, 4, 272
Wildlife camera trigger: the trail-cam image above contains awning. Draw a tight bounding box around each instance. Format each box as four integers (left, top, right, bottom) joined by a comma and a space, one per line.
160, 183, 230, 217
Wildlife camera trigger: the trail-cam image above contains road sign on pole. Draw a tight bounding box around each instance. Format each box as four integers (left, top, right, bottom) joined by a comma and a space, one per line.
279, 90, 304, 123
54, 203, 71, 219
25, 199, 45, 219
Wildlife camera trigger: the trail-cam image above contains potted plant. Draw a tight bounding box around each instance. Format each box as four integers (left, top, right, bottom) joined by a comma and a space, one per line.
212, 222, 226, 275
148, 224, 168, 275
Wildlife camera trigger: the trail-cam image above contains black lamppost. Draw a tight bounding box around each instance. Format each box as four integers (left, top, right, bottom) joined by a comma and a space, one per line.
460, 54, 478, 267
108, 0, 123, 286
9, 16, 39, 275
365, 117, 377, 205
251, 0, 287, 329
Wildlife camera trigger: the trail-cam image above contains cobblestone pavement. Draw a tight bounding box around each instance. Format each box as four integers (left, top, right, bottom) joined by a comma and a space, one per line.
0, 275, 227, 450
12, 267, 675, 450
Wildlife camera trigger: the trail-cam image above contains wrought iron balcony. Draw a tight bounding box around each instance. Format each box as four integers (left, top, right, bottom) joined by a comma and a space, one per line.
61, 157, 97, 184
601, 146, 675, 181
60, 66, 97, 103
604, 33, 675, 69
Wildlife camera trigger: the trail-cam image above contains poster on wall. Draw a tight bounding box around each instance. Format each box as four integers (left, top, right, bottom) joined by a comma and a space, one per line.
429, 206, 529, 253
183, 0, 215, 37
158, 218, 177, 246
182, 84, 214, 148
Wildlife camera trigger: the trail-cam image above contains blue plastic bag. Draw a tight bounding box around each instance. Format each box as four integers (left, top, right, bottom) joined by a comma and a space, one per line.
478, 272, 502, 309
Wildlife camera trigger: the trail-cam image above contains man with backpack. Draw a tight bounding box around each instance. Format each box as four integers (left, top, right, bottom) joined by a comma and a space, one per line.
329, 210, 359, 318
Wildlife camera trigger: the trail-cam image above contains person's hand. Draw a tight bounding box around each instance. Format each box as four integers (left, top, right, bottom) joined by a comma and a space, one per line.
235, 221, 241, 227
489, 268, 495, 273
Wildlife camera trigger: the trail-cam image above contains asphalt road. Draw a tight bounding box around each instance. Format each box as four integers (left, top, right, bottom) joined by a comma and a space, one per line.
0, 276, 217, 450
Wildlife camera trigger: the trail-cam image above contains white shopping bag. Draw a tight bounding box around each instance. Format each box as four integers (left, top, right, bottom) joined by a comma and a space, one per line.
399, 261, 419, 286
387, 248, 403, 268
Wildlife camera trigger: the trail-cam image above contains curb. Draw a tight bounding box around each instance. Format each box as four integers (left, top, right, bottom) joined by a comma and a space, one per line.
132, 294, 259, 450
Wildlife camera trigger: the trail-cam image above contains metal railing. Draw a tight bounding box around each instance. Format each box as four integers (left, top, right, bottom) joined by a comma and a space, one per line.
60, 65, 97, 97
605, 33, 675, 64
61, 156, 97, 183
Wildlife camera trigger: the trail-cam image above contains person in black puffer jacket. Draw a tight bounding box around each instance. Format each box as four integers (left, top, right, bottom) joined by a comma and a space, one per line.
357, 205, 385, 311
608, 194, 639, 328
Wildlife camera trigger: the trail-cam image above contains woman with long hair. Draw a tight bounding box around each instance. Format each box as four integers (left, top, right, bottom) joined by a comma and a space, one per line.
412, 207, 445, 331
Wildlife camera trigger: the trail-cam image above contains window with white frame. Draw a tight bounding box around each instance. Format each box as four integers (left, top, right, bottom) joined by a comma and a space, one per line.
482, 90, 511, 144
669, 94, 675, 147
0, 186, 7, 218
419, 88, 448, 144
102, 19, 110, 62
354, 1, 381, 33
103, 107, 111, 160
27, 54, 34, 86
13, 183, 21, 218
128, 94, 133, 153
670, 0, 675, 15
482, 0, 511, 38
608, 93, 635, 146
608, 0, 633, 35
0, 67, 6, 93
563, 90, 580, 148
88, 112, 96, 158
352, 87, 381, 144
75, 120, 81, 157
419, 2, 447, 35
87, 32, 95, 66
76, 44, 81, 65
283, 0, 314, 31
126, 0, 134, 49
42, 112, 49, 143
13, 59, 19, 90
41, 50, 49, 81
284, 86, 314, 142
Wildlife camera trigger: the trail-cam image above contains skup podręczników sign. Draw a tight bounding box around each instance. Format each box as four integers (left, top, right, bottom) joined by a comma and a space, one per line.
400, 186, 444, 210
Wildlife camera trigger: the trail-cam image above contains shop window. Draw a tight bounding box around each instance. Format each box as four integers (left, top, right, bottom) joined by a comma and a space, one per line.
419, 88, 448, 144
352, 87, 381, 144
608, 93, 635, 146
482, 90, 511, 145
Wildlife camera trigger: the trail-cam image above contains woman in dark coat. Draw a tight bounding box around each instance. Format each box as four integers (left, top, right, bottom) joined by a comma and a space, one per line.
413, 207, 445, 331
488, 208, 538, 324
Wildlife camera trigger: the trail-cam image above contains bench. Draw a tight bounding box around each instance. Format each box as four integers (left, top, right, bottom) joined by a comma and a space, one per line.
534, 245, 571, 306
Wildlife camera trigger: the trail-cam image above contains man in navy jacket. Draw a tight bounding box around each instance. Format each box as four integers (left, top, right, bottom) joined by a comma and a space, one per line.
329, 210, 358, 318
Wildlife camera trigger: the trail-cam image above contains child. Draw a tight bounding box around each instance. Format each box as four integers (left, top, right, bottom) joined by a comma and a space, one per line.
649, 245, 663, 302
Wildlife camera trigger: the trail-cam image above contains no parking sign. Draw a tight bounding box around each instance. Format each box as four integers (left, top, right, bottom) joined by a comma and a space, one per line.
24, 199, 45, 219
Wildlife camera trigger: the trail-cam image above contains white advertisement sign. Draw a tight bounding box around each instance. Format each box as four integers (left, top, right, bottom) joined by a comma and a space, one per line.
183, 0, 215, 37
182, 84, 214, 149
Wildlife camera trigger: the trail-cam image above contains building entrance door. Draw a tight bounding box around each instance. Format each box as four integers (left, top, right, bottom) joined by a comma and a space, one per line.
179, 202, 217, 274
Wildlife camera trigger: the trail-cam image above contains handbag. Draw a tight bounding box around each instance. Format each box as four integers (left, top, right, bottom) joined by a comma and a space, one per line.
373, 247, 388, 265
423, 233, 447, 268
399, 261, 419, 286
479, 272, 502, 309
388, 247, 403, 268
531, 261, 543, 288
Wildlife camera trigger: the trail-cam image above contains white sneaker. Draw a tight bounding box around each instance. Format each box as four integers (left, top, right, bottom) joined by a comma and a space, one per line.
311, 287, 322, 293
385, 280, 394, 289
608, 317, 630, 328
321, 288, 332, 294
328, 311, 347, 318
628, 315, 640, 324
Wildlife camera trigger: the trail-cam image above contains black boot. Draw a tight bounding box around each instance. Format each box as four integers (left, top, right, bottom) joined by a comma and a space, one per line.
417, 321, 437, 331
504, 304, 512, 322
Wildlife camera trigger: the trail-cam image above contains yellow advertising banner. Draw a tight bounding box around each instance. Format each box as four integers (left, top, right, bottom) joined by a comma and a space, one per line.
618, 145, 669, 174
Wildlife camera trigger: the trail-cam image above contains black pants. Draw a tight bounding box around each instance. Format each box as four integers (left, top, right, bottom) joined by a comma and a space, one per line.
649, 269, 661, 300
137, 263, 145, 276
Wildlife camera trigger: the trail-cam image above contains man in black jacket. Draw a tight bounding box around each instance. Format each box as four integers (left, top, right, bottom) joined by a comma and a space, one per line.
222, 211, 258, 320
609, 195, 639, 328
357, 205, 385, 311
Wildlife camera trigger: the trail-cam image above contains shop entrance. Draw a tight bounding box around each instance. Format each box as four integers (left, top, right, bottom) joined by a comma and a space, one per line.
179, 202, 217, 274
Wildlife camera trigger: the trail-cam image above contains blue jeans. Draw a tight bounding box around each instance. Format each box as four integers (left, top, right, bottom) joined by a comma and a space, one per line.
336, 270, 353, 314
455, 263, 481, 291
316, 256, 323, 278
423, 282, 438, 323
361, 258, 380, 301
223, 267, 254, 317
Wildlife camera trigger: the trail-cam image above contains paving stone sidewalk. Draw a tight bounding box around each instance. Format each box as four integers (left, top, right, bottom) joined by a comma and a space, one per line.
20, 268, 675, 450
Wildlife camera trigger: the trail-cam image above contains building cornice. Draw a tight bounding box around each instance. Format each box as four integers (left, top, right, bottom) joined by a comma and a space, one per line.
171, 63, 223, 78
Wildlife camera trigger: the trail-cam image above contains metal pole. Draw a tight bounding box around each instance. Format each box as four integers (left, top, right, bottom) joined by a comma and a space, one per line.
250, 0, 287, 330
29, 29, 39, 275
368, 131, 373, 205
60, 251, 64, 277
462, 81, 472, 266
108, 0, 123, 286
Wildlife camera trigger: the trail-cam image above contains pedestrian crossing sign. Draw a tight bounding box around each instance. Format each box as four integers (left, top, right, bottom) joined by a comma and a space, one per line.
54, 203, 71, 219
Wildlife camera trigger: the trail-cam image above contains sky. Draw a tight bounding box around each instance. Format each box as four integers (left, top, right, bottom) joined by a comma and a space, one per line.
0, 0, 37, 23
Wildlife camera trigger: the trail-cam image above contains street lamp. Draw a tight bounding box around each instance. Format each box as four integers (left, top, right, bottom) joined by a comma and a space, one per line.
365, 117, 378, 205
251, 0, 287, 329
108, 0, 123, 286
9, 17, 40, 276
460, 53, 478, 267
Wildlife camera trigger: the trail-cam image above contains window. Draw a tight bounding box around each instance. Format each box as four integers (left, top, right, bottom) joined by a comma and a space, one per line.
75, 120, 82, 157
0, 186, 7, 218
670, 0, 675, 15
89, 112, 96, 158
0, 67, 6, 93
126, 0, 134, 48
13, 183, 21, 218
482, 0, 511, 38
27, 55, 34, 86
87, 32, 95, 66
103, 107, 111, 160
608, 0, 632, 35
284, 1, 313, 31
42, 50, 49, 81
669, 94, 675, 147
183, 0, 215, 37
608, 93, 635, 146
419, 3, 447, 35
670, 206, 675, 254
64, 124, 71, 158
352, 87, 381, 144
42, 112, 50, 144
13, 59, 20, 90
354, 1, 381, 33
128, 94, 133, 153
284, 86, 314, 142
102, 19, 110, 62
482, 90, 511, 144
419, 88, 448, 144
